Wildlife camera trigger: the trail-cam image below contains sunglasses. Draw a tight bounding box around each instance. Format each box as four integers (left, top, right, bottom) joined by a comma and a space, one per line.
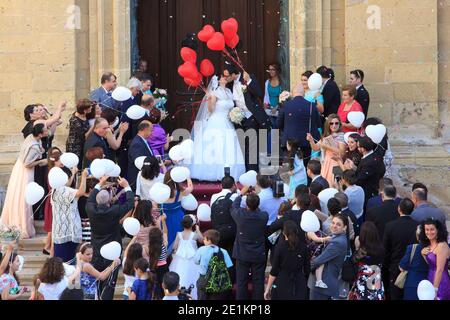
330, 122, 340, 126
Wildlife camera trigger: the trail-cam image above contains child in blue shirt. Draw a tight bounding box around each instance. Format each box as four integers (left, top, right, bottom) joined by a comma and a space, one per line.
127, 258, 154, 300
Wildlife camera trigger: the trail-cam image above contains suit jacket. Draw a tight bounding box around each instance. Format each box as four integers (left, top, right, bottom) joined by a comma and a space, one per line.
90, 86, 120, 110
277, 96, 322, 147
398, 243, 428, 289
356, 85, 370, 117
267, 209, 307, 246
127, 135, 154, 190
356, 152, 386, 202
411, 203, 447, 226
366, 200, 399, 241
322, 79, 341, 117
83, 132, 111, 167
86, 188, 135, 269
310, 176, 329, 189
309, 233, 348, 298
383, 216, 419, 276
231, 196, 269, 263
367, 195, 402, 211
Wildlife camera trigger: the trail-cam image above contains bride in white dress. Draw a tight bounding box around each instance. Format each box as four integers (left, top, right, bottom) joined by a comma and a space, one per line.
189, 75, 246, 182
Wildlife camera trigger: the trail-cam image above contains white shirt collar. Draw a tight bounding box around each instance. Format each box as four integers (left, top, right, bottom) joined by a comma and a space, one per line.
234, 74, 241, 84
362, 150, 374, 159
356, 84, 363, 90
102, 86, 109, 93
312, 175, 320, 183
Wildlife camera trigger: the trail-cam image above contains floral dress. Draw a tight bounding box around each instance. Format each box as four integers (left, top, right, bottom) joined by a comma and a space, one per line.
66, 114, 90, 169
348, 254, 385, 300
0, 274, 19, 295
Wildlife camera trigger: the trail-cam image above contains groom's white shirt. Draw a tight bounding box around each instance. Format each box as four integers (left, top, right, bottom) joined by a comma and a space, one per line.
233, 74, 252, 119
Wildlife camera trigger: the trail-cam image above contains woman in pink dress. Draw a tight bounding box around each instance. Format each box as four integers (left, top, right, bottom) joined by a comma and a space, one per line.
0, 123, 48, 239
337, 85, 364, 133
307, 114, 346, 187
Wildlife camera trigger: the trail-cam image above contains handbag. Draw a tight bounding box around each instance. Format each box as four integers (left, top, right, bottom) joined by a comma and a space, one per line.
394, 244, 417, 289
341, 254, 358, 282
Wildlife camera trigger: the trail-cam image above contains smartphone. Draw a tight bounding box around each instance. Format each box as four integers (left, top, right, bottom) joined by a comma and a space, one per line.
224, 167, 231, 177
107, 177, 119, 183
156, 155, 163, 164
332, 166, 343, 177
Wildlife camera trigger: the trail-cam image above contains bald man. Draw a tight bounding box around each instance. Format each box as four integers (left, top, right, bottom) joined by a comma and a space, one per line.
83, 118, 112, 167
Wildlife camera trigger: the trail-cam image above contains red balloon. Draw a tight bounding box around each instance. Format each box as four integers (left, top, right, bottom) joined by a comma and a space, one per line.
200, 59, 215, 77
221, 19, 238, 40
178, 61, 197, 78
228, 18, 239, 32
225, 35, 240, 49
180, 47, 197, 63
184, 76, 201, 87
198, 25, 215, 42
207, 32, 225, 51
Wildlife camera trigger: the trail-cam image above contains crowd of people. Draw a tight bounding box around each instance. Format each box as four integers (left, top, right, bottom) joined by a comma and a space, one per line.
0, 60, 449, 300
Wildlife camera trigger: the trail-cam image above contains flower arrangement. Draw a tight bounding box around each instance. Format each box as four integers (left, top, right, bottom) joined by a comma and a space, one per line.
229, 107, 245, 125
152, 88, 168, 111
0, 225, 20, 244
279, 90, 292, 104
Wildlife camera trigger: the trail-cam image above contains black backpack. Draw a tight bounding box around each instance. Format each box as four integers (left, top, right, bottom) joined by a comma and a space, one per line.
211, 193, 236, 243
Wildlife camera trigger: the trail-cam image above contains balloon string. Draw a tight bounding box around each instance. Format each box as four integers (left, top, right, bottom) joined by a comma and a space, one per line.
222, 50, 245, 73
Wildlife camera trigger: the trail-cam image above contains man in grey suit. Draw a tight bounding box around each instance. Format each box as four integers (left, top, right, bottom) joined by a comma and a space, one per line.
90, 72, 120, 110
308, 214, 349, 300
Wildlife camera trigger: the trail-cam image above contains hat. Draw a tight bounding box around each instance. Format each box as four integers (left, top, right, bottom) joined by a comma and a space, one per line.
96, 190, 111, 205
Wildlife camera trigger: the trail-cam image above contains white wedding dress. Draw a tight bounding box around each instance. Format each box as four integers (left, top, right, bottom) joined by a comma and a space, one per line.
189, 86, 246, 182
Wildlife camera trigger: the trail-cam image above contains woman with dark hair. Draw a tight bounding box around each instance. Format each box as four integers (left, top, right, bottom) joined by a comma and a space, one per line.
337, 85, 364, 133
265, 220, 310, 300
0, 253, 27, 300
147, 108, 172, 158
136, 156, 166, 201
362, 117, 393, 177
66, 99, 95, 170
263, 63, 282, 127
316, 66, 341, 117
122, 242, 143, 300
419, 218, 450, 300
349, 221, 385, 300
335, 133, 362, 171
101, 108, 129, 153
86, 102, 102, 127
1, 123, 48, 239
301, 70, 325, 114
161, 169, 194, 252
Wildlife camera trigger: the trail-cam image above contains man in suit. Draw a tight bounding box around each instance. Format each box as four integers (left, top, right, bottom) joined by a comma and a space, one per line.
224, 64, 271, 172
86, 176, 135, 300
278, 85, 322, 167
383, 198, 418, 300
350, 69, 370, 117
307, 160, 329, 193
334, 192, 359, 237
411, 188, 447, 225
356, 136, 386, 205
317, 66, 341, 117
366, 185, 399, 240
90, 72, 120, 110
127, 120, 154, 191
83, 118, 113, 167
231, 187, 269, 300
367, 177, 402, 210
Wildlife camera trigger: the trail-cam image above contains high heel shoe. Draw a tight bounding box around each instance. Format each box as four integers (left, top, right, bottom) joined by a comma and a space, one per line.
42, 249, 50, 255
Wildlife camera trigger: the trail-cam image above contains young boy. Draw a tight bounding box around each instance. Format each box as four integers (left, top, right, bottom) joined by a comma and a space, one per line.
162, 272, 180, 301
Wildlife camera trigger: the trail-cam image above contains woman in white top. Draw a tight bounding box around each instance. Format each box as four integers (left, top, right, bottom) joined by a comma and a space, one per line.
136, 156, 166, 200
122, 242, 144, 300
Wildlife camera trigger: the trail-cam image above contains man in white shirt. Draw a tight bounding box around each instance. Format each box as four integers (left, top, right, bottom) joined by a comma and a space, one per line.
255, 175, 285, 225
210, 176, 238, 206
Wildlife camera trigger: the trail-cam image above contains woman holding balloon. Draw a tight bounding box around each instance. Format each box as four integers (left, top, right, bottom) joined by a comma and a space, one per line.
337, 85, 364, 133
301, 71, 325, 114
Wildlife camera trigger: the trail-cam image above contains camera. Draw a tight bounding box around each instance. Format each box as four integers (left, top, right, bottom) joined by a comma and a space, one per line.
272, 179, 285, 198
107, 177, 119, 183
332, 166, 343, 183
224, 167, 230, 177
178, 284, 194, 300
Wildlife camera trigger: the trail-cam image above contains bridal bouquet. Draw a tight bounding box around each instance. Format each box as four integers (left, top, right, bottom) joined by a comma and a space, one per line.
279, 90, 292, 104
0, 225, 20, 245
153, 88, 168, 110
229, 107, 245, 125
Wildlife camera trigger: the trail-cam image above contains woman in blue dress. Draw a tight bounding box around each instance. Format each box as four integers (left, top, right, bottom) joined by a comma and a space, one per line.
264, 63, 283, 154
160, 170, 194, 253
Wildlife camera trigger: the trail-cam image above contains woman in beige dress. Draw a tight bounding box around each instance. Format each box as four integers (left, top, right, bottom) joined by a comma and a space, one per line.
0, 123, 48, 239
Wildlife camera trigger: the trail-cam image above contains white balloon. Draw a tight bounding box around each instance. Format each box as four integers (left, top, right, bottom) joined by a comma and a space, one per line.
366, 124, 387, 144
112, 87, 132, 102
134, 156, 147, 171
48, 167, 69, 189
60, 153, 79, 169
123, 217, 141, 236
17, 255, 24, 272
169, 145, 184, 162
102, 159, 116, 175
347, 111, 365, 129
180, 139, 194, 161
126, 105, 147, 120
300, 210, 321, 233
110, 165, 121, 177
63, 263, 76, 277
417, 280, 436, 300
308, 73, 323, 91
239, 171, 258, 187
25, 182, 45, 205
170, 166, 190, 183
197, 204, 211, 222
149, 183, 171, 204
344, 132, 359, 144
100, 241, 122, 261
318, 188, 339, 215
181, 194, 198, 211
90, 159, 106, 179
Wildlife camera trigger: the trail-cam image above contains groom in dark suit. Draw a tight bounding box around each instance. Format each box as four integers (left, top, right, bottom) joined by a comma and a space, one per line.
224, 64, 271, 172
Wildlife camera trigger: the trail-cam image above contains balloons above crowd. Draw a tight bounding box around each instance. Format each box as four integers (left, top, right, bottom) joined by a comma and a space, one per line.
300, 210, 320, 233
149, 183, 171, 204
111, 87, 132, 102
239, 170, 258, 187
170, 166, 190, 183
207, 32, 226, 51
181, 194, 199, 211
60, 153, 79, 169
181, 47, 197, 64
25, 182, 45, 205
366, 124, 387, 144
417, 280, 436, 300
197, 204, 211, 222
134, 156, 147, 171
308, 73, 323, 91
318, 188, 339, 214
198, 25, 215, 42
126, 105, 147, 120
48, 167, 69, 189
100, 241, 121, 261
90, 159, 106, 179
348, 112, 365, 129
123, 217, 140, 236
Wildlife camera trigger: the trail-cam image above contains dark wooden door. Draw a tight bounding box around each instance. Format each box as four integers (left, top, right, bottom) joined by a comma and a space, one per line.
137, 0, 281, 132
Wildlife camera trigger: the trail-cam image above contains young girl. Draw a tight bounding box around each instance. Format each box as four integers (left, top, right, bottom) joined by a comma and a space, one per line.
147, 214, 169, 300
122, 242, 143, 300
286, 139, 307, 200
78, 243, 121, 300
169, 215, 203, 300
127, 258, 154, 300
0, 253, 28, 300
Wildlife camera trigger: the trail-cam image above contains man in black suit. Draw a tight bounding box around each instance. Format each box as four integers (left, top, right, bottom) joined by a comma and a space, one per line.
231, 187, 269, 300
334, 192, 359, 238
350, 69, 370, 118
127, 120, 154, 191
83, 118, 113, 167
366, 185, 399, 240
224, 65, 271, 172
356, 136, 386, 205
278, 86, 322, 167
307, 160, 330, 193
383, 198, 418, 300
316, 66, 341, 117
86, 176, 135, 300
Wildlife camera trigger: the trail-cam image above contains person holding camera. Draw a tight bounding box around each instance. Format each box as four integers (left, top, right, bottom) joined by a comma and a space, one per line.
162, 272, 183, 300
255, 175, 286, 226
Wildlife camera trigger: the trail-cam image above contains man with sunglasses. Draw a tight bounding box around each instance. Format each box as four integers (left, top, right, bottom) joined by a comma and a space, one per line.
350, 69, 370, 118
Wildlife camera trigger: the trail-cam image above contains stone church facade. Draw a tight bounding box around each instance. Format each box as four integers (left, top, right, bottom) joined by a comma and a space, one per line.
0, 0, 448, 215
